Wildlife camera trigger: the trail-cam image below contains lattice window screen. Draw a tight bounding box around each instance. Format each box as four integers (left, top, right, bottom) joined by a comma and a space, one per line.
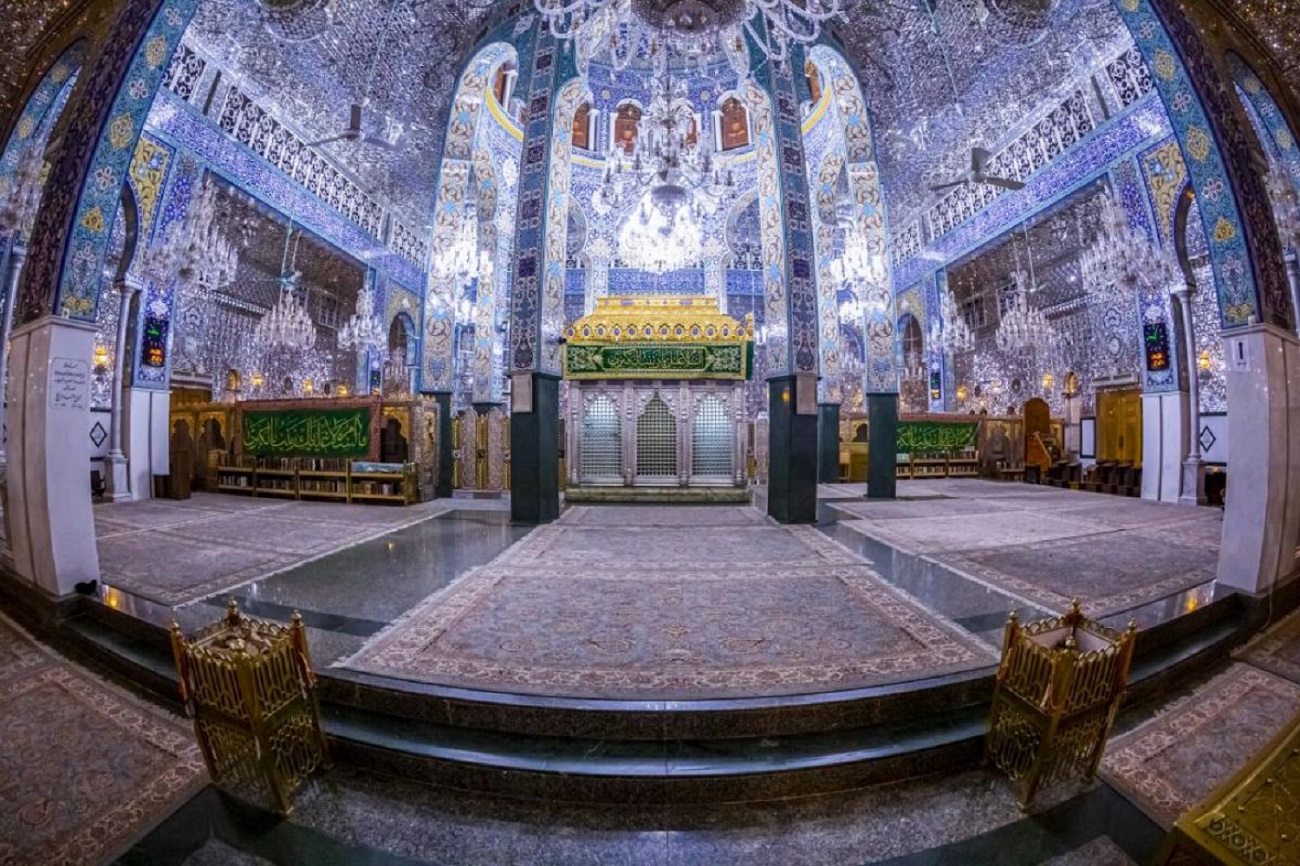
636, 395, 678, 478
580, 396, 622, 479
692, 396, 733, 477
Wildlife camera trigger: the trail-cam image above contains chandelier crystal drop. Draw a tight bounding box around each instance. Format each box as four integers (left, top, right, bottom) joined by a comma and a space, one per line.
535, 0, 848, 71
252, 279, 317, 352
338, 285, 387, 355
617, 191, 703, 273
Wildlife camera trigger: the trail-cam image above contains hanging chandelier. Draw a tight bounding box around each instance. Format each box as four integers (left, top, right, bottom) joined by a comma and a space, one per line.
437, 211, 479, 291
252, 277, 317, 352
1267, 167, 1300, 248
994, 269, 1052, 353
937, 285, 974, 353
534, 0, 848, 71
338, 284, 387, 355
617, 190, 703, 272
599, 62, 734, 219
1087, 193, 1180, 292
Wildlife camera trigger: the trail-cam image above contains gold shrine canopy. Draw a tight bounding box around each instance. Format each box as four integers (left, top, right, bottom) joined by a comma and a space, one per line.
563, 296, 756, 381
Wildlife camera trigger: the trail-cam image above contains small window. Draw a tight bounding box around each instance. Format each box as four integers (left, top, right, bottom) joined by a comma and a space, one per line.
614, 104, 641, 155
493, 64, 512, 105
572, 102, 592, 150
720, 97, 749, 151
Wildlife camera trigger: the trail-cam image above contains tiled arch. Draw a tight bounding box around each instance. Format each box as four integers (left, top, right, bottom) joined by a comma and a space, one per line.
1111, 0, 1293, 330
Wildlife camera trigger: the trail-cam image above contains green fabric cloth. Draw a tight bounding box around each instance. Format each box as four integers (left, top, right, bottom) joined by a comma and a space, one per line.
896, 421, 978, 453
243, 407, 371, 457
564, 343, 751, 380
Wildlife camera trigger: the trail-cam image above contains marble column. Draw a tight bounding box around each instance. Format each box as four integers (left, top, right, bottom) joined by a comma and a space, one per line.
103, 275, 142, 502
431, 391, 454, 499
510, 372, 560, 524
1172, 283, 1206, 506
1218, 323, 1300, 594
0, 241, 27, 468
6, 316, 100, 594
867, 392, 899, 500
768, 375, 819, 523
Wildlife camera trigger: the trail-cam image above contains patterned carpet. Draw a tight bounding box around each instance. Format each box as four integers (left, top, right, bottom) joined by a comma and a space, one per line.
95, 493, 452, 607
1236, 606, 1300, 685
342, 506, 996, 699
0, 613, 206, 865
835, 482, 1222, 618
1101, 663, 1300, 827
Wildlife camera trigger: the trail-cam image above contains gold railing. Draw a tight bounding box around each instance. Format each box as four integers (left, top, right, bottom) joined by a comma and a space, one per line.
1155, 711, 1300, 865
985, 599, 1137, 810
170, 600, 330, 815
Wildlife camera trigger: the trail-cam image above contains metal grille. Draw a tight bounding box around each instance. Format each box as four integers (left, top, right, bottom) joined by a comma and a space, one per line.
580, 395, 622, 480
636, 395, 678, 478
692, 396, 733, 477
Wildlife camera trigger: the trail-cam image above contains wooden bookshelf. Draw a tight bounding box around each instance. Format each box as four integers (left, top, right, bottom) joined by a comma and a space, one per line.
254, 458, 299, 498
296, 458, 351, 502
349, 462, 417, 505
216, 457, 256, 494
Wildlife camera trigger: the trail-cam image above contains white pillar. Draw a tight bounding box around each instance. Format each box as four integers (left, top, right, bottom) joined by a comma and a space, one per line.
0, 241, 27, 461
6, 316, 101, 594
1140, 390, 1186, 503
1218, 324, 1300, 594
123, 387, 170, 501
103, 276, 142, 502
1171, 284, 1206, 506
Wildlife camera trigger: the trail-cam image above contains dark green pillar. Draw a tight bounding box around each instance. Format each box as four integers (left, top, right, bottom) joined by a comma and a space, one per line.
867, 393, 898, 500
432, 392, 454, 499
767, 375, 819, 524
817, 403, 841, 484
509, 372, 560, 524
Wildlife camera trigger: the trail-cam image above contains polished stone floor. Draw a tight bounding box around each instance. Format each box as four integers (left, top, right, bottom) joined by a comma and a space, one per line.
84, 481, 1225, 678
343, 505, 995, 698
825, 480, 1223, 625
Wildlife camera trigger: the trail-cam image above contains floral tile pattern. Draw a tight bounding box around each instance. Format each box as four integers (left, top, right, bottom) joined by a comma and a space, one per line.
0, 613, 205, 866
342, 507, 996, 699
1101, 664, 1300, 827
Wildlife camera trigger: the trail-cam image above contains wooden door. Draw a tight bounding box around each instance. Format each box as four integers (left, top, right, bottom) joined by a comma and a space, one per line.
1096, 388, 1142, 464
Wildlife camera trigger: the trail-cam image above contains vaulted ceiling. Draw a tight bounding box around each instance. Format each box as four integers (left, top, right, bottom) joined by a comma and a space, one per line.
5, 0, 1300, 233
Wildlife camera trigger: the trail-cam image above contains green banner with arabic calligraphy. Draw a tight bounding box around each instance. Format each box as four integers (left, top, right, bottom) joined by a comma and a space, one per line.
242, 408, 371, 457
564, 343, 752, 380
896, 421, 978, 453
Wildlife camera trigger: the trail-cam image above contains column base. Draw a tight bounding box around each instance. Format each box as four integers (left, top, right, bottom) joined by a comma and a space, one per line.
103, 452, 131, 502
1179, 458, 1207, 507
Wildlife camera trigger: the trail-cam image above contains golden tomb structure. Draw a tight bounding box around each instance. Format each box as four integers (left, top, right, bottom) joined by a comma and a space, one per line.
1155, 712, 1300, 865
170, 600, 330, 815
562, 297, 754, 495
985, 600, 1137, 810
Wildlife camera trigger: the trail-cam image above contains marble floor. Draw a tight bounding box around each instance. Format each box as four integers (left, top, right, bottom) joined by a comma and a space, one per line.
825, 479, 1224, 623
342, 505, 996, 698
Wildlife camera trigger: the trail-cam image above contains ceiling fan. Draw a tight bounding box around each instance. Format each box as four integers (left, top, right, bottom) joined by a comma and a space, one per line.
929, 147, 1025, 193
307, 103, 399, 151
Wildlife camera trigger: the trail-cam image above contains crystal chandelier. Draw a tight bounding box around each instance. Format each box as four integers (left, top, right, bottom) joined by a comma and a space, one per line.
994, 268, 1052, 353
338, 284, 387, 355
600, 62, 734, 219
1266, 167, 1300, 249
617, 190, 703, 272
1087, 193, 1180, 292
142, 178, 225, 289
937, 285, 974, 353
534, 0, 849, 71
252, 276, 317, 351
437, 210, 479, 291
0, 148, 45, 237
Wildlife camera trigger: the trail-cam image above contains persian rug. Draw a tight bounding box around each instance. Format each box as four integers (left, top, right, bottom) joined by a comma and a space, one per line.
931, 526, 1220, 619
96, 497, 452, 607
342, 521, 996, 699
0, 614, 206, 866
1236, 605, 1300, 685
560, 504, 770, 527
1101, 664, 1300, 827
